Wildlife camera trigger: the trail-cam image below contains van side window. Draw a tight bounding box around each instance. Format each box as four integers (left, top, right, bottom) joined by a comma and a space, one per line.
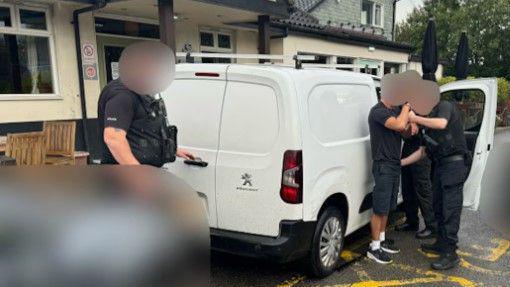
441, 89, 485, 132
164, 79, 225, 150
308, 84, 372, 143
219, 82, 279, 154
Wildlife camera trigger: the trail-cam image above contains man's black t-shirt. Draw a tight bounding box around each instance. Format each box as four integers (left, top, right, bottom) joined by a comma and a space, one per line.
421, 100, 468, 161
97, 79, 147, 164
402, 135, 421, 157
368, 102, 402, 164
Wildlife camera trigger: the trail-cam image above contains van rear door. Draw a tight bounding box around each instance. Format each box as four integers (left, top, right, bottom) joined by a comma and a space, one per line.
161, 65, 228, 228
215, 66, 302, 237
439, 78, 498, 210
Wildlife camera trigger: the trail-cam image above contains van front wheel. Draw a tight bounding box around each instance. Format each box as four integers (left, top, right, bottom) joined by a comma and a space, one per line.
308, 207, 345, 278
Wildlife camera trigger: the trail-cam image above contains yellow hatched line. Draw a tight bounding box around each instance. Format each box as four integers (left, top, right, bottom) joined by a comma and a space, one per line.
459, 258, 510, 277
276, 275, 306, 287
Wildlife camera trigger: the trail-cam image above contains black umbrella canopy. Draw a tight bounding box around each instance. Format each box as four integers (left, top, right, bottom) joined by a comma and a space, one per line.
421, 18, 438, 82
455, 32, 469, 80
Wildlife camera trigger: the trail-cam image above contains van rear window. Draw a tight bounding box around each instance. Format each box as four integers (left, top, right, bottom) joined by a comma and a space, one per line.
219, 82, 279, 154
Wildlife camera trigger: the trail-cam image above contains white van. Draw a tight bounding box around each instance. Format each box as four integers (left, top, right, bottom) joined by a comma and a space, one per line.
162, 64, 497, 277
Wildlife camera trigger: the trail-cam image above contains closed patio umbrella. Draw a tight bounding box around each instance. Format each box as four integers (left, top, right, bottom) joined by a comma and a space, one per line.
455, 32, 469, 80
421, 18, 438, 82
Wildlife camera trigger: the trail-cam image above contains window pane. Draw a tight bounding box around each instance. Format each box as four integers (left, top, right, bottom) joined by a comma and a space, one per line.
200, 52, 231, 63
375, 4, 382, 26
0, 7, 11, 27
218, 34, 231, 49
0, 34, 54, 94
220, 82, 279, 154
337, 56, 354, 71
20, 9, 47, 30
200, 32, 214, 47
441, 89, 485, 131
362, 1, 373, 25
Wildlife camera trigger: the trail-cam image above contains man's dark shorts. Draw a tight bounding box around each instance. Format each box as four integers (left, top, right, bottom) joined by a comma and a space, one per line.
372, 162, 401, 215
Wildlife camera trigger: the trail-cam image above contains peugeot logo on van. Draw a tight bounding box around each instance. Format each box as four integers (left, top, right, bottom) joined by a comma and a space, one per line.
241, 173, 253, 186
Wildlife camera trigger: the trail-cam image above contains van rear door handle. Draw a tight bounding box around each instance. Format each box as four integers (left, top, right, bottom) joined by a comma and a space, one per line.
184, 158, 208, 167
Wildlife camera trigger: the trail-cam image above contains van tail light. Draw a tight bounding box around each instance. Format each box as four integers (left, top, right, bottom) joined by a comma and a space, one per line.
280, 150, 303, 204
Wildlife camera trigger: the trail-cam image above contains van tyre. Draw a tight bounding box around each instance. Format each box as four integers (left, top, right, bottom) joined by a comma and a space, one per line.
308, 207, 345, 278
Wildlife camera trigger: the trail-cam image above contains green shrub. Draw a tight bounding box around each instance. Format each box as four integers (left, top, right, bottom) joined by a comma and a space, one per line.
497, 78, 509, 106
438, 76, 456, 86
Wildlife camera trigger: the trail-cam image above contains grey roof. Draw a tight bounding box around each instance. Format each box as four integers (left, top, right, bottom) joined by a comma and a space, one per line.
273, 10, 414, 52
293, 0, 325, 12
277, 10, 322, 29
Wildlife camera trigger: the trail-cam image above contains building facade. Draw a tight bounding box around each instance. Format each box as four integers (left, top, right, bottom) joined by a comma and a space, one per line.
0, 0, 442, 159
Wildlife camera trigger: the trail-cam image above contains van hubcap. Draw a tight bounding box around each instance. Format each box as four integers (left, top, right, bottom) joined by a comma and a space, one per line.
319, 217, 342, 268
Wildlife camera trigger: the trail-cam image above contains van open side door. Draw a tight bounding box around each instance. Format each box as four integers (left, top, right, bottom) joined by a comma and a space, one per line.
439, 78, 498, 210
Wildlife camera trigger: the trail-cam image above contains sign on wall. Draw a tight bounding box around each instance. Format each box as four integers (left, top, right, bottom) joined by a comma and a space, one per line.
83, 63, 98, 81
82, 43, 96, 61
82, 42, 98, 81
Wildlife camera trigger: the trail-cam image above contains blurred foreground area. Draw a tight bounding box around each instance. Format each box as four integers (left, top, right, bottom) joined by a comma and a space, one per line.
480, 127, 510, 238
0, 166, 209, 287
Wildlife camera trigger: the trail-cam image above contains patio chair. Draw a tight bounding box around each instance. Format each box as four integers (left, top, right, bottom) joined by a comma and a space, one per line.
43, 121, 76, 166
5, 132, 47, 166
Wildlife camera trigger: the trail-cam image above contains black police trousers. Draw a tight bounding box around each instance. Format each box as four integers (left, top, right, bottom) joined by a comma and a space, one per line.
432, 160, 468, 253
401, 157, 436, 229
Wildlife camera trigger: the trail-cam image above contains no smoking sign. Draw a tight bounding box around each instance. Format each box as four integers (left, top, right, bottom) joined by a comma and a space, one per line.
83, 63, 98, 80
82, 43, 96, 60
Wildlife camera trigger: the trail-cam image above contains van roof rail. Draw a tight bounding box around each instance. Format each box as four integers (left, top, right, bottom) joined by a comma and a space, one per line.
175, 52, 383, 73
175, 52, 317, 69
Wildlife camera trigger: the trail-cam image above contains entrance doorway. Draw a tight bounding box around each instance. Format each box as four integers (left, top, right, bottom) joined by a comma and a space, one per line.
104, 46, 124, 83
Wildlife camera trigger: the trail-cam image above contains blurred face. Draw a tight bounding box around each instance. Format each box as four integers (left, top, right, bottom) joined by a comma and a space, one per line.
381, 70, 439, 114
408, 79, 440, 115
119, 42, 176, 96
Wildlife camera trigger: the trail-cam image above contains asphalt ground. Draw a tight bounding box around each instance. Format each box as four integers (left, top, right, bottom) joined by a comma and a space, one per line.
211, 209, 510, 287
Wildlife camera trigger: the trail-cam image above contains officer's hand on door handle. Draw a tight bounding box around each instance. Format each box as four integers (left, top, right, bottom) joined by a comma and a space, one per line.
176, 148, 196, 161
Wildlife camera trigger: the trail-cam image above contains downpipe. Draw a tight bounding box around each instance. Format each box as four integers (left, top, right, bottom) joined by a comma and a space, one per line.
72, 0, 107, 154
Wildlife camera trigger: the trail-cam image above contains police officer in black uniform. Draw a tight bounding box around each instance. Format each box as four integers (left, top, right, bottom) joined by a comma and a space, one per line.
98, 42, 194, 167
401, 100, 469, 270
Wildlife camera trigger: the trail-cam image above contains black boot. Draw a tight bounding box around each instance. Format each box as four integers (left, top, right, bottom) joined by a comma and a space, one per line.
395, 222, 419, 232
431, 253, 460, 270
421, 242, 442, 255
416, 228, 436, 239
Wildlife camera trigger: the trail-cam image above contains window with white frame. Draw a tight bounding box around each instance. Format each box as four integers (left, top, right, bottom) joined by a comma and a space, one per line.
199, 28, 234, 63
361, 0, 383, 27
0, 4, 56, 95
336, 56, 355, 71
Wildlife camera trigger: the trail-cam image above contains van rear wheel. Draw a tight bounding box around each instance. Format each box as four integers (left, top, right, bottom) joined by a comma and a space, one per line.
308, 207, 345, 278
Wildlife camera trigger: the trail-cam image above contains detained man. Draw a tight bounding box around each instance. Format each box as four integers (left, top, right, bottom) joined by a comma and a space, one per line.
367, 100, 413, 264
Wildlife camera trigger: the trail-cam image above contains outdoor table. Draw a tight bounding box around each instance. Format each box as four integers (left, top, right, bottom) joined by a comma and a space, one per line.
74, 151, 90, 166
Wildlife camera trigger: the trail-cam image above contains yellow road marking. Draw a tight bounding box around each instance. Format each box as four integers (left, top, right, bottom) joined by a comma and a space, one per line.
417, 249, 439, 258
276, 275, 306, 287
341, 250, 362, 262
459, 258, 510, 276
458, 238, 510, 262
485, 238, 510, 261
277, 237, 509, 287
352, 261, 372, 281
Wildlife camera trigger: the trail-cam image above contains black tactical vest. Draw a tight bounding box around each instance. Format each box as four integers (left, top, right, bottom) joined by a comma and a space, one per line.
422, 102, 469, 162
126, 94, 177, 167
